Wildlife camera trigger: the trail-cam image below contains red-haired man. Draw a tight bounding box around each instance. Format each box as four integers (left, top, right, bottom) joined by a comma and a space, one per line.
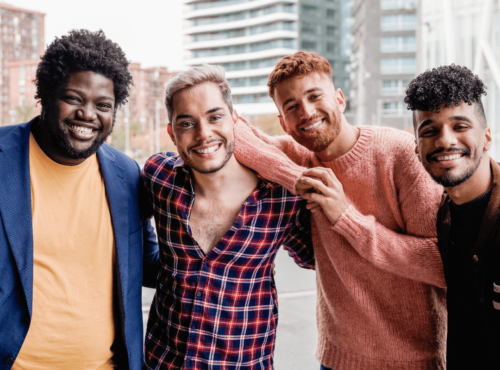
234, 51, 447, 370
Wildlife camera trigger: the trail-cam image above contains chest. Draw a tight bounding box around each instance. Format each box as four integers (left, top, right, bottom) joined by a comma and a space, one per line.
189, 198, 242, 254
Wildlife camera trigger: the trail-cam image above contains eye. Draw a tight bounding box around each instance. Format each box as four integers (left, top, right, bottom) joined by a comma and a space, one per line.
420, 128, 438, 137
179, 121, 194, 128
286, 104, 297, 111
210, 115, 223, 122
455, 124, 469, 130
310, 94, 320, 99
65, 96, 80, 104
97, 103, 113, 111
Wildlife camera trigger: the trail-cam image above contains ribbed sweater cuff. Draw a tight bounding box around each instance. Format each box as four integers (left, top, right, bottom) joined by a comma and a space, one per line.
332, 205, 367, 243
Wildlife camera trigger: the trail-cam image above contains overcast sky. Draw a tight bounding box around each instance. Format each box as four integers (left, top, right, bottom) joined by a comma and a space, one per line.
6, 0, 185, 71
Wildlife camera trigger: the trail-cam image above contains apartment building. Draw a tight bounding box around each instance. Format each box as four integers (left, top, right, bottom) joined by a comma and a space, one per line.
349, 0, 417, 129
0, 3, 45, 125
182, 0, 350, 115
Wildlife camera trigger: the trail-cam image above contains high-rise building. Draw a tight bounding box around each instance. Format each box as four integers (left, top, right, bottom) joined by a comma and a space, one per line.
349, 0, 417, 130
0, 3, 45, 126
8, 59, 40, 124
182, 0, 350, 116
419, 0, 500, 158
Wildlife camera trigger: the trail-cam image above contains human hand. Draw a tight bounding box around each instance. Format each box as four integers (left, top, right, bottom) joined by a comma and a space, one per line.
296, 171, 321, 212
297, 167, 349, 225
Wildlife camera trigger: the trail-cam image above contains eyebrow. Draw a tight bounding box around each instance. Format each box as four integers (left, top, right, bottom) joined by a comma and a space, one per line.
281, 87, 322, 110
65, 88, 114, 102
418, 115, 474, 132
175, 107, 224, 121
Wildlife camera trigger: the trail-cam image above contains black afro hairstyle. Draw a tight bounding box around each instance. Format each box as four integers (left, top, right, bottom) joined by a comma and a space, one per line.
404, 65, 487, 125
35, 29, 132, 109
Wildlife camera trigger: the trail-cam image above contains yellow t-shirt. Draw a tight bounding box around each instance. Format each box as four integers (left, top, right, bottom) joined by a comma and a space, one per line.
13, 134, 116, 370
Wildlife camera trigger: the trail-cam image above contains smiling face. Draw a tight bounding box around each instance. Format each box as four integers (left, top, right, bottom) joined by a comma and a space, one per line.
274, 72, 344, 153
415, 102, 491, 188
41, 71, 115, 163
168, 82, 237, 174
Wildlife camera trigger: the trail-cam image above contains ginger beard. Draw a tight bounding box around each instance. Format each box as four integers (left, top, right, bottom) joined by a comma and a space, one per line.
289, 109, 342, 153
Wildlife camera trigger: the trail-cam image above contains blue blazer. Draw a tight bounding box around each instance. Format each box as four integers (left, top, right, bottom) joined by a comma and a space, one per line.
0, 120, 160, 370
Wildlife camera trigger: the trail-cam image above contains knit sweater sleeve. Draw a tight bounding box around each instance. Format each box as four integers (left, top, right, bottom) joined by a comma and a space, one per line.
331, 131, 446, 288
233, 117, 312, 193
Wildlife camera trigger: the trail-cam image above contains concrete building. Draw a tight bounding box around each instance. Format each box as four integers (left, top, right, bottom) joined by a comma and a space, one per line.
419, 0, 500, 158
182, 0, 350, 116
349, 0, 417, 130
8, 59, 40, 124
0, 3, 45, 125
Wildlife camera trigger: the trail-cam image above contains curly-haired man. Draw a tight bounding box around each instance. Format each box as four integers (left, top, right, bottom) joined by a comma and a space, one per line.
0, 30, 159, 370
233, 51, 447, 370
406, 65, 497, 369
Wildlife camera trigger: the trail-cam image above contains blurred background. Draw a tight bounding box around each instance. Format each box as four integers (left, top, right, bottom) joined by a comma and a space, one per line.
2, 0, 499, 367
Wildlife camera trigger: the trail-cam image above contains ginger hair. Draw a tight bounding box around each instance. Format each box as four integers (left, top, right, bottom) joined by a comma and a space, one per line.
267, 51, 332, 99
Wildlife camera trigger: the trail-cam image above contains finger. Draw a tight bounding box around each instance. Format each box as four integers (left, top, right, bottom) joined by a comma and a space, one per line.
299, 176, 332, 196
302, 168, 339, 187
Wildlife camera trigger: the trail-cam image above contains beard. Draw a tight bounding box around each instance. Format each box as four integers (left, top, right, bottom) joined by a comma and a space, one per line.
426, 147, 482, 188
44, 116, 113, 160
290, 112, 341, 153
180, 137, 234, 174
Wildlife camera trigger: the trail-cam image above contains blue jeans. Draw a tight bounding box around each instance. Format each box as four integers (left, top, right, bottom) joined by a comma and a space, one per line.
320, 365, 333, 370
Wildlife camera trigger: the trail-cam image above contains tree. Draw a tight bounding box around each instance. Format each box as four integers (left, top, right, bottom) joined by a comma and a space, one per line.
15, 103, 36, 123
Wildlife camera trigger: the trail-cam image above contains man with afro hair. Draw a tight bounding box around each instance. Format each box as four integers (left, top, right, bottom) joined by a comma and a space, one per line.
407, 65, 498, 369
0, 29, 159, 370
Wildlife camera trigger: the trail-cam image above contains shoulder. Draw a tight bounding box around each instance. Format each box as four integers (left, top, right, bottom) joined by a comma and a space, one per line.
143, 152, 180, 175
363, 126, 416, 153
98, 143, 141, 176
259, 179, 303, 207
0, 122, 32, 148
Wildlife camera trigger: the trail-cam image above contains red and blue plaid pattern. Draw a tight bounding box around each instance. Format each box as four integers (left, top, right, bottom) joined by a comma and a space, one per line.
141, 153, 314, 370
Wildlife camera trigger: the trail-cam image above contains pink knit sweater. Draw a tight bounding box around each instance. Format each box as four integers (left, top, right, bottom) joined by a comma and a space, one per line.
234, 120, 447, 370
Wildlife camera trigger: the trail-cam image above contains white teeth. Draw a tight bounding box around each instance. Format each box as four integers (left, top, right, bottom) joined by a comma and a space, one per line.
435, 154, 462, 161
303, 119, 323, 131
71, 125, 93, 134
194, 144, 219, 154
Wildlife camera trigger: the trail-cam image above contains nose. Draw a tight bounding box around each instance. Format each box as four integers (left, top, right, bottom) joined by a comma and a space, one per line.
196, 120, 213, 142
77, 103, 97, 122
435, 125, 458, 149
297, 101, 315, 121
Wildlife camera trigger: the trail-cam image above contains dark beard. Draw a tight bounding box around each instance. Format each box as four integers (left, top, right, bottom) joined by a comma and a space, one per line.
428, 149, 482, 188
45, 116, 113, 160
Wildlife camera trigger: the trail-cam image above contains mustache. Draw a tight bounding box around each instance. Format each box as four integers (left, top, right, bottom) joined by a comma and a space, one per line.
426, 147, 470, 162
188, 138, 226, 151
300, 114, 325, 126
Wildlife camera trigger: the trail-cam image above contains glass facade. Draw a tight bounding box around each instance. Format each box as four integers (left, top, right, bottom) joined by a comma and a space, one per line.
192, 4, 296, 26
381, 58, 417, 74
193, 39, 297, 58
381, 36, 417, 53
380, 14, 417, 31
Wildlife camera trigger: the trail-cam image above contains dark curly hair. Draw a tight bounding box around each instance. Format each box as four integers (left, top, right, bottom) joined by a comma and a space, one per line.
404, 65, 487, 127
34, 29, 132, 110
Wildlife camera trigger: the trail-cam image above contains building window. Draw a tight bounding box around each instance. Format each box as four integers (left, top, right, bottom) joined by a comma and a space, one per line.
380, 0, 416, 10
381, 14, 417, 31
381, 79, 408, 95
301, 40, 317, 50
328, 59, 336, 68
381, 58, 416, 74
327, 9, 335, 18
327, 26, 336, 36
327, 43, 335, 53
380, 36, 417, 53
301, 5, 317, 17
301, 22, 317, 34
232, 93, 273, 104
382, 102, 411, 116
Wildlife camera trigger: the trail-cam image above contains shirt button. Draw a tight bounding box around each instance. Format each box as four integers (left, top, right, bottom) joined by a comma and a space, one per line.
4, 356, 14, 364
473, 255, 479, 262
196, 292, 201, 297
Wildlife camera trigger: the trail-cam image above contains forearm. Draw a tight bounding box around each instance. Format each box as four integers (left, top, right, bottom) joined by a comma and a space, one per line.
331, 206, 445, 287
234, 118, 310, 193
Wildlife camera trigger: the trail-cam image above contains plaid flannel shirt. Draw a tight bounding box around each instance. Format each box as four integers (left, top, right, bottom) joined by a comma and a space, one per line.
141, 153, 315, 370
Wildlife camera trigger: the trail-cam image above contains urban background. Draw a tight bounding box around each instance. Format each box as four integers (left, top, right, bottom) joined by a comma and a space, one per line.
1, 0, 500, 368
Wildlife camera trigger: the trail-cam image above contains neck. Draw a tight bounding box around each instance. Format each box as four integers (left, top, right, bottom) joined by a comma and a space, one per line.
191, 155, 258, 198
315, 115, 360, 162
446, 155, 492, 205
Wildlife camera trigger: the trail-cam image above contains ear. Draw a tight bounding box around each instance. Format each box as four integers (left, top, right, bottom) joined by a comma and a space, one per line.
414, 139, 422, 163
336, 89, 346, 113
278, 115, 289, 134
484, 127, 492, 152
232, 109, 239, 125
167, 124, 176, 145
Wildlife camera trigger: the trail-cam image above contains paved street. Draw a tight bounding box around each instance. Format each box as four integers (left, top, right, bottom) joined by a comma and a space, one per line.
142, 247, 319, 369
